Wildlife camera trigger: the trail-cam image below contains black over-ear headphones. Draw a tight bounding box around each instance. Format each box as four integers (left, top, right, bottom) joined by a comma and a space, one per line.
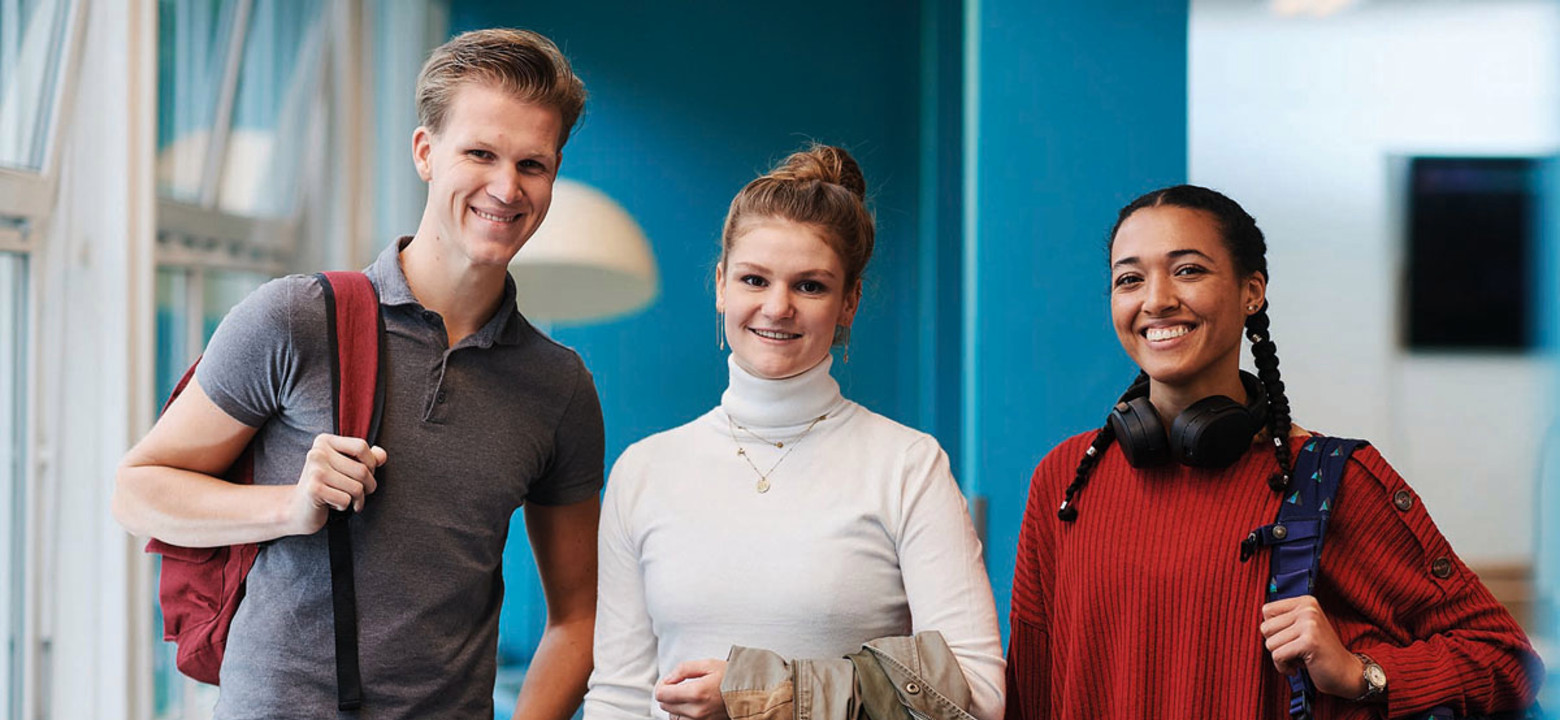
1108, 371, 1269, 469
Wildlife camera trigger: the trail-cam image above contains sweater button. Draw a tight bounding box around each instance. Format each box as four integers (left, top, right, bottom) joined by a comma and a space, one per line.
1431, 557, 1453, 579
1393, 489, 1414, 512
904, 682, 921, 695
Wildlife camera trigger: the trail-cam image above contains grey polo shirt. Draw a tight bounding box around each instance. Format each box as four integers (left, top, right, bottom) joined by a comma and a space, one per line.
196, 238, 605, 719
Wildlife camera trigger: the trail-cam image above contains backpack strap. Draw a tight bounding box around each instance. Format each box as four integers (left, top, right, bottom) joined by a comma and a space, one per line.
1239, 436, 1367, 720
317, 271, 384, 712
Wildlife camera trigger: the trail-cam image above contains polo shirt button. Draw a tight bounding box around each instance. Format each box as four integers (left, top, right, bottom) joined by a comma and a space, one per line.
1431, 557, 1453, 579
1393, 490, 1414, 512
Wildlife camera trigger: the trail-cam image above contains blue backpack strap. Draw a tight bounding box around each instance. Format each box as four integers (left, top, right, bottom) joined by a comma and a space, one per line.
1239, 436, 1367, 720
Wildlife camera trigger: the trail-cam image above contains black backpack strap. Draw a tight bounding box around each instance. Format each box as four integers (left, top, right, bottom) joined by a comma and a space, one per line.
317, 272, 383, 712
1239, 436, 1367, 720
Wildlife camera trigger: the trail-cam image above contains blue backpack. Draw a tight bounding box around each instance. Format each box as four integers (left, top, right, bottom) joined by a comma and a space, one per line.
1240, 436, 1541, 720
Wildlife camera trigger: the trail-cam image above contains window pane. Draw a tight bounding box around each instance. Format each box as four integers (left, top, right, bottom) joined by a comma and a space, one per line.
0, 252, 27, 719
156, 0, 240, 202
217, 0, 324, 217
155, 267, 192, 404
0, 0, 74, 171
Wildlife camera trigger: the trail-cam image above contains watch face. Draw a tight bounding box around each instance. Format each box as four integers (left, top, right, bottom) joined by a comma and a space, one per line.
1365, 664, 1387, 688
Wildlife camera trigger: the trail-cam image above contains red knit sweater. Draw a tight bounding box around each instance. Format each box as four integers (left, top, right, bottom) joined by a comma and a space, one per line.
1005, 432, 1541, 720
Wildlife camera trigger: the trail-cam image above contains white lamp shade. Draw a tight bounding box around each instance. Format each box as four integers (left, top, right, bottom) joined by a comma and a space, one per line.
509, 177, 659, 322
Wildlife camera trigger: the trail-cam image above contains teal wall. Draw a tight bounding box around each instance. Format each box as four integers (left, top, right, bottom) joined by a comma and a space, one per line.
450, 0, 1191, 660
967, 0, 1188, 632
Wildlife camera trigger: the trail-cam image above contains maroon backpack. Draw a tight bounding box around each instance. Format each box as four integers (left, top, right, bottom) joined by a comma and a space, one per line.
144, 271, 383, 711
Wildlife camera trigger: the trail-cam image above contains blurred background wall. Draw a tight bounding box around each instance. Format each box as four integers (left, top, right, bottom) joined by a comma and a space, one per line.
1192, 0, 1557, 568
1190, 0, 1559, 637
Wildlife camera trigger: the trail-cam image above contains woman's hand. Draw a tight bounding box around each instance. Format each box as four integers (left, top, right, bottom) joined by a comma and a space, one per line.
1259, 596, 1367, 699
655, 659, 729, 720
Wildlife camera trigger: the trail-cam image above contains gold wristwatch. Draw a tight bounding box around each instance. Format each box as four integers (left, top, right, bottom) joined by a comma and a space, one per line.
1354, 653, 1387, 701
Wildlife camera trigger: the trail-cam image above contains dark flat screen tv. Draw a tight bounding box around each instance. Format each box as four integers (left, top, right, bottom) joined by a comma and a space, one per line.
1405, 156, 1539, 351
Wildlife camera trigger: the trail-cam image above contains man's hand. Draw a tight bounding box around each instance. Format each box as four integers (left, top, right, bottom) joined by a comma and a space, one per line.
656, 659, 729, 720
1259, 596, 1366, 699
289, 434, 387, 535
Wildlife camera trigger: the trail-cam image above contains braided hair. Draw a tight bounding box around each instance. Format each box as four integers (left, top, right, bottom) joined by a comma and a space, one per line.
1058, 185, 1295, 522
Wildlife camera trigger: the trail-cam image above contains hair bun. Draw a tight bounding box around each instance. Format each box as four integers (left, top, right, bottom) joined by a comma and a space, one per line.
767, 144, 867, 201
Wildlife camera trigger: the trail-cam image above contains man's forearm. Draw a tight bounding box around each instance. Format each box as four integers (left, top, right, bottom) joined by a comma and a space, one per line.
512, 615, 595, 720
113, 465, 298, 546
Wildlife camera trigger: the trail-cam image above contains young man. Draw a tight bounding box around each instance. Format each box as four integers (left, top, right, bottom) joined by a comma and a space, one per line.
114, 29, 603, 720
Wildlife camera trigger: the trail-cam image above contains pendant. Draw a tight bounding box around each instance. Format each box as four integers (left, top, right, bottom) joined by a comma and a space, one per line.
756, 478, 770, 494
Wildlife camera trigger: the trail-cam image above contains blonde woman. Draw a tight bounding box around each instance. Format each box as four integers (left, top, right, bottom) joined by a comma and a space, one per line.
585, 145, 1004, 720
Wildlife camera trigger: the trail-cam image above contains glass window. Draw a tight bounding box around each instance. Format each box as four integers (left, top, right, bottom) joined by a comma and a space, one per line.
158, 0, 327, 217
217, 0, 324, 217
154, 267, 191, 403
0, 0, 74, 171
0, 252, 27, 719
156, 0, 241, 203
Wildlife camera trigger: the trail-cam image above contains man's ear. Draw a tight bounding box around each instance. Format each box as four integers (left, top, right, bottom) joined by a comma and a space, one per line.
413, 126, 434, 182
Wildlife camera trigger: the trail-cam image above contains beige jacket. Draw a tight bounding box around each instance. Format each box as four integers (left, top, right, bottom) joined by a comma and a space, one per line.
720, 632, 978, 720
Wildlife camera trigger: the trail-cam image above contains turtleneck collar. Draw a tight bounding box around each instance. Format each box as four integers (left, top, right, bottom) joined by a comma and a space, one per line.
721, 354, 847, 429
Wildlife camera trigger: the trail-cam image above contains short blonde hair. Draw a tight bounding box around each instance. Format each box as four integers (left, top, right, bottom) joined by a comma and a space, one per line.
415, 28, 587, 146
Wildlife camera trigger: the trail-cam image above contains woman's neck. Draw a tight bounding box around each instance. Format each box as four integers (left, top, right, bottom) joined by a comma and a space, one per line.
1148, 371, 1250, 424
721, 354, 845, 429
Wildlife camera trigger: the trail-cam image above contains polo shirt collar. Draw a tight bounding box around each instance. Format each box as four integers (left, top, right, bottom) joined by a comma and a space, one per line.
365, 236, 529, 348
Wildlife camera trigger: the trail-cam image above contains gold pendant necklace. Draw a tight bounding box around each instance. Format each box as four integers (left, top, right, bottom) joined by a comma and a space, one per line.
726, 414, 827, 493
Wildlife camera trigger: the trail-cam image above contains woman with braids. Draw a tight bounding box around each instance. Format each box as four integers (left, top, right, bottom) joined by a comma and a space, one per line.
584, 145, 1005, 720
1005, 185, 1541, 719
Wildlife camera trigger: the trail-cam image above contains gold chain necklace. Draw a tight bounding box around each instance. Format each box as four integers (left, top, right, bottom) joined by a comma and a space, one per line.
733, 422, 795, 448
726, 414, 827, 493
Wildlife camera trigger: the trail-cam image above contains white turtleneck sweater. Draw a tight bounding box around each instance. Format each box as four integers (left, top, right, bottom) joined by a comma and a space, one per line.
583, 356, 1005, 720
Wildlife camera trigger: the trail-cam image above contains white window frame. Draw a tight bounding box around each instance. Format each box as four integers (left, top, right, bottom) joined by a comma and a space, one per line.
0, 1, 88, 719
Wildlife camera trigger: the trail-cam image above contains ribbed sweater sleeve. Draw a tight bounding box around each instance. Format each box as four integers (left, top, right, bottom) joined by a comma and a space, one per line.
1314, 445, 1542, 718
